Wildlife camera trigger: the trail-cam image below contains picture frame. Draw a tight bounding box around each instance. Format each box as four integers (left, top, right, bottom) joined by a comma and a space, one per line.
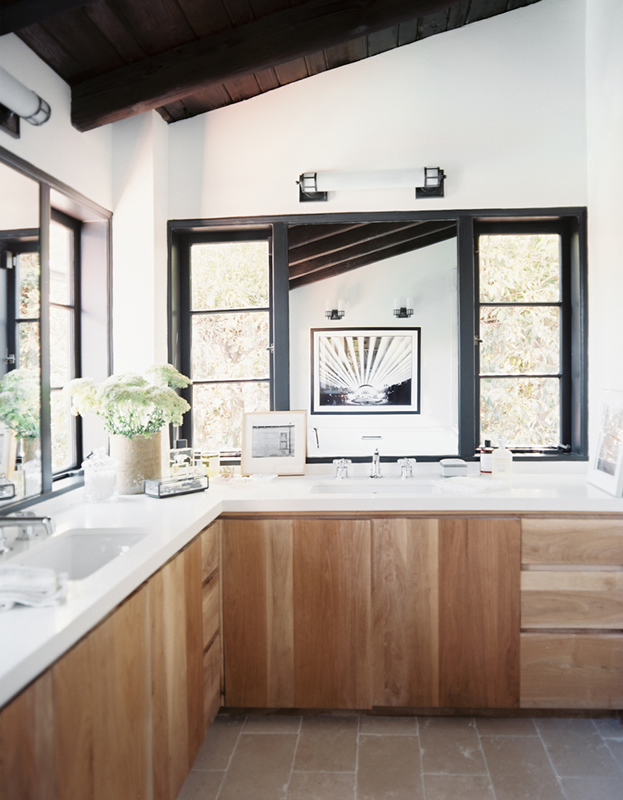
0, 424, 17, 479
241, 410, 307, 475
311, 327, 421, 415
587, 390, 623, 496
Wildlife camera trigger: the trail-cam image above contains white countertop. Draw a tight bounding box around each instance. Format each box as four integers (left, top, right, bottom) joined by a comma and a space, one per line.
1, 465, 622, 708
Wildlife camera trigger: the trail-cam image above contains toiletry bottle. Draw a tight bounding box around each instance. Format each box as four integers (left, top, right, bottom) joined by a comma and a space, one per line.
491, 439, 513, 476
480, 439, 494, 474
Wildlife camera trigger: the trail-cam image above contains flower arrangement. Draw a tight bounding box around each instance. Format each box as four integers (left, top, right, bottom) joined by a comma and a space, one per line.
65, 364, 191, 439
0, 368, 40, 440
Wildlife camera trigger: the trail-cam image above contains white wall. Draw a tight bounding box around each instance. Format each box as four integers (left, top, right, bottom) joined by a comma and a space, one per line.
0, 34, 112, 210
290, 238, 458, 457
586, 0, 623, 451
111, 112, 169, 371
168, 0, 587, 219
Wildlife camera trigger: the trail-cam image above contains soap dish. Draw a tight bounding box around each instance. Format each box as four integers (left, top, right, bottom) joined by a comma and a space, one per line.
439, 458, 468, 477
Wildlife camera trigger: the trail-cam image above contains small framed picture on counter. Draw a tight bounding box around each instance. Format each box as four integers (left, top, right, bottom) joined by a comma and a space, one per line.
241, 410, 307, 475
588, 389, 623, 496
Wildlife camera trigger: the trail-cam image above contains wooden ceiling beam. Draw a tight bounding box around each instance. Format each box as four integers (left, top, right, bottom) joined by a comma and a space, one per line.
290, 221, 456, 279
70, 0, 466, 130
289, 221, 424, 266
0, 0, 99, 35
289, 226, 457, 288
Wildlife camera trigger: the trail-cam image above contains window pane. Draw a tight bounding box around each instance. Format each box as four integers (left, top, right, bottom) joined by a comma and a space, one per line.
480, 377, 560, 447
51, 389, 74, 473
191, 242, 269, 310
18, 321, 40, 371
50, 306, 73, 387
479, 234, 560, 303
192, 381, 270, 452
49, 221, 72, 304
480, 306, 560, 374
192, 312, 270, 381
19, 252, 40, 318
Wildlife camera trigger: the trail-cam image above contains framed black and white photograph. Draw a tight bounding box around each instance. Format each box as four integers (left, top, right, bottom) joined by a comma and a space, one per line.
311, 328, 420, 415
241, 410, 307, 475
587, 390, 623, 496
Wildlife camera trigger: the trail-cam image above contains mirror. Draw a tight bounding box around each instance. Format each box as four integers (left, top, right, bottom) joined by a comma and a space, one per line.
287, 220, 459, 459
0, 159, 41, 502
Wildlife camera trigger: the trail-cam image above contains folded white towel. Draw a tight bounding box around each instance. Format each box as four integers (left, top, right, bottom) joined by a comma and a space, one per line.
0, 565, 68, 611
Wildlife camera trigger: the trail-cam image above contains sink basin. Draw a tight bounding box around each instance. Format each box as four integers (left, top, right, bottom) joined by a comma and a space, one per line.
10, 528, 148, 580
311, 480, 437, 495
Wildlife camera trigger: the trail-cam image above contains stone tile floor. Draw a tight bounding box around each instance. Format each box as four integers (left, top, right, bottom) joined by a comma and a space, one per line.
177, 713, 623, 800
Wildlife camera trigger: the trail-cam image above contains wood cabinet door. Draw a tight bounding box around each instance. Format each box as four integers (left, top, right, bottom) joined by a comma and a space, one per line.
0, 671, 56, 800
293, 518, 372, 709
222, 517, 295, 708
53, 584, 151, 800
150, 538, 204, 800
438, 517, 521, 709
223, 516, 372, 710
371, 518, 439, 707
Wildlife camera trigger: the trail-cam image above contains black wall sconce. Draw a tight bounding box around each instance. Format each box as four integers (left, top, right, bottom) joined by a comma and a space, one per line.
298, 167, 445, 202
325, 299, 345, 320
393, 297, 414, 318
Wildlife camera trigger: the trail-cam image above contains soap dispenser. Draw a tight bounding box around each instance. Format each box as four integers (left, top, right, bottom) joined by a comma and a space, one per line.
491, 439, 513, 476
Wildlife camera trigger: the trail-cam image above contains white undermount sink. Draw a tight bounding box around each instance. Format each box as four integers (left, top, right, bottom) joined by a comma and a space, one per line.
311, 479, 437, 495
9, 528, 148, 580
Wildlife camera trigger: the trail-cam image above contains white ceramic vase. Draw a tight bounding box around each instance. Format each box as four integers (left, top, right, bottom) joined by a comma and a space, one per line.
109, 432, 161, 495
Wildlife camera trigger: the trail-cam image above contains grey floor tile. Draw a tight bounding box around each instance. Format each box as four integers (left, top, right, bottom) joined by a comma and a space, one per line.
535, 718, 621, 777
419, 717, 487, 775
177, 770, 224, 800
243, 715, 302, 734
287, 772, 356, 799
593, 717, 623, 739
191, 715, 246, 770
219, 733, 298, 800
294, 716, 358, 772
481, 735, 565, 800
359, 715, 419, 735
604, 737, 623, 770
476, 717, 538, 736
561, 776, 623, 800
424, 774, 496, 800
357, 734, 423, 800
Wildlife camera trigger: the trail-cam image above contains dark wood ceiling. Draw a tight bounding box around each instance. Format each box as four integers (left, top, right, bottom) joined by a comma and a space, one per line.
1, 0, 542, 131
288, 220, 456, 287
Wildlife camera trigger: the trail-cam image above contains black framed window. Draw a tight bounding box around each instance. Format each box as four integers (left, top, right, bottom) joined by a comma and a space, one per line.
170, 226, 290, 452
466, 216, 587, 457
49, 209, 81, 474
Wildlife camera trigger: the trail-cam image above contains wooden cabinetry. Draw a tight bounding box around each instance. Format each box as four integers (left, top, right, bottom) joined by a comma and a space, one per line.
372, 516, 521, 710
520, 517, 623, 709
222, 516, 371, 709
0, 521, 222, 800
224, 514, 520, 711
201, 520, 222, 726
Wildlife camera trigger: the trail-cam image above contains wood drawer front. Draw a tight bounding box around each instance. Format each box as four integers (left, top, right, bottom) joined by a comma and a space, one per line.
522, 519, 623, 566
203, 635, 221, 728
202, 573, 220, 650
521, 571, 623, 629
520, 633, 623, 708
201, 521, 220, 583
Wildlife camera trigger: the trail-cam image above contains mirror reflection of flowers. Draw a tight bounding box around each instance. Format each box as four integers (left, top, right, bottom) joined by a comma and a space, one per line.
65, 364, 191, 438
0, 368, 40, 440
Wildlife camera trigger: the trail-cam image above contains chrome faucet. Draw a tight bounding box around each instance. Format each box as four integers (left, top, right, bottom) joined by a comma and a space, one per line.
0, 512, 55, 556
333, 459, 351, 480
398, 458, 416, 480
370, 449, 383, 479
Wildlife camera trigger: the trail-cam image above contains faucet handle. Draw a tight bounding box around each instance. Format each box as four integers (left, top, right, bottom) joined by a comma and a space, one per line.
398, 458, 416, 479
333, 458, 351, 480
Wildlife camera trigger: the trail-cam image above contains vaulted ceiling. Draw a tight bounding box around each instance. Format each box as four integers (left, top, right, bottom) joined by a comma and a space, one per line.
1, 0, 542, 132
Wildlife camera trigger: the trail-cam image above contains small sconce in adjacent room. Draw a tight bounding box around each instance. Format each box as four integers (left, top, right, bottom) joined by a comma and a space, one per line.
325, 299, 345, 320
297, 167, 446, 202
393, 297, 414, 319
